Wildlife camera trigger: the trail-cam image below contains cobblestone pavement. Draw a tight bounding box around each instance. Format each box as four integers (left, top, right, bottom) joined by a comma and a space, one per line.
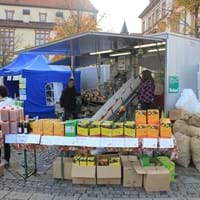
1, 148, 200, 199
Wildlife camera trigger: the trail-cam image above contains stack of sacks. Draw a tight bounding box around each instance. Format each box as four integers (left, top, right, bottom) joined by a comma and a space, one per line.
173, 109, 200, 171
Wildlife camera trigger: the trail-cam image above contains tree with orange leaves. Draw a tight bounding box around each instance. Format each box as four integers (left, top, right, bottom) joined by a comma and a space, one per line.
50, 13, 100, 41
49, 13, 100, 62
166, 0, 200, 38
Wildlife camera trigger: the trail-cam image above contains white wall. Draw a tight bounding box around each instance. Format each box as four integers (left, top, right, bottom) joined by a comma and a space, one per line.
0, 5, 94, 22
165, 33, 200, 113
79, 65, 110, 90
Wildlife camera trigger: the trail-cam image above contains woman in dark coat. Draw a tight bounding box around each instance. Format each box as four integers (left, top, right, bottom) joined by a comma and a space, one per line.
138, 70, 155, 110
60, 78, 77, 120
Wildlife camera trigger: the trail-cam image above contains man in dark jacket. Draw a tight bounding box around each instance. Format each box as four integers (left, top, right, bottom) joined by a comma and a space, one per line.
60, 78, 77, 120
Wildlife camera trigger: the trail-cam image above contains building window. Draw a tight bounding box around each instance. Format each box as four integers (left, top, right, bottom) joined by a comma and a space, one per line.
35, 30, 50, 46
5, 10, 14, 20
156, 8, 160, 21
142, 21, 145, 32
23, 9, 30, 15
56, 11, 63, 18
39, 13, 47, 22
162, 1, 166, 17
148, 16, 152, 28
0, 28, 15, 56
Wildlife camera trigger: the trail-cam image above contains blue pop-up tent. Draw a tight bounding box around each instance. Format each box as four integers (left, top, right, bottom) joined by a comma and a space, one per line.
0, 54, 81, 118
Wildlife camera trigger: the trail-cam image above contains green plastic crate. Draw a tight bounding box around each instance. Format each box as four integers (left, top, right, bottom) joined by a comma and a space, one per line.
157, 156, 176, 183
64, 120, 78, 137
140, 154, 150, 167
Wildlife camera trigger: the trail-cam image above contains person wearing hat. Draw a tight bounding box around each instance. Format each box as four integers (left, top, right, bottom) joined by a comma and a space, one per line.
60, 78, 77, 120
138, 70, 155, 110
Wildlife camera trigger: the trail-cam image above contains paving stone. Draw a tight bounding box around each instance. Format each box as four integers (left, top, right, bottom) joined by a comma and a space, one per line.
100, 198, 113, 200
153, 198, 181, 200
54, 197, 79, 200
187, 198, 200, 200
5, 192, 32, 200
129, 199, 153, 200
0, 191, 9, 199
30, 193, 54, 200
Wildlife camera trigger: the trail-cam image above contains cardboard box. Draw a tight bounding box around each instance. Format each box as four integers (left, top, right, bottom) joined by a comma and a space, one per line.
53, 157, 72, 180
101, 121, 113, 137
135, 110, 147, 124
53, 121, 64, 136
169, 109, 186, 121
134, 166, 170, 192
31, 120, 43, 135
0, 163, 4, 177
89, 121, 101, 136
112, 122, 124, 137
147, 124, 159, 138
160, 118, 172, 138
43, 120, 54, 136
77, 120, 90, 136
121, 156, 142, 187
97, 155, 121, 185
87, 156, 95, 166
147, 109, 160, 124
120, 155, 139, 163
71, 166, 96, 185
97, 166, 121, 185
64, 120, 78, 137
79, 156, 87, 166
124, 121, 136, 137
136, 124, 148, 138
109, 157, 121, 166
72, 156, 80, 166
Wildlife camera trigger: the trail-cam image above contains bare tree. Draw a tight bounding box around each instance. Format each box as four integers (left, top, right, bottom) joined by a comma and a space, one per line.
0, 33, 22, 67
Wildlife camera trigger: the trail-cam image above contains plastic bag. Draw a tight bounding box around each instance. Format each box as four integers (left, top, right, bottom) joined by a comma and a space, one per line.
175, 89, 200, 113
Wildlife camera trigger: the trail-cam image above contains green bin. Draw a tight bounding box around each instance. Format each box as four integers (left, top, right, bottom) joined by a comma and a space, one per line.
64, 120, 78, 137
157, 156, 176, 183
140, 154, 150, 167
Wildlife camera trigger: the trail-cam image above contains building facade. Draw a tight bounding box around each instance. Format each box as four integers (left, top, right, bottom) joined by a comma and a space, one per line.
139, 0, 197, 36
0, 0, 97, 57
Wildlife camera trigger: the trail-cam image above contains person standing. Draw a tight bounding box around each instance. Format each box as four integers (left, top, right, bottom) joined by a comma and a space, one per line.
138, 70, 155, 110
0, 85, 14, 166
60, 78, 77, 120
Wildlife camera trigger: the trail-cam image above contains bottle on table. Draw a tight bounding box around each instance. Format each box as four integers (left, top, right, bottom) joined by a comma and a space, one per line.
24, 121, 30, 134
17, 121, 23, 134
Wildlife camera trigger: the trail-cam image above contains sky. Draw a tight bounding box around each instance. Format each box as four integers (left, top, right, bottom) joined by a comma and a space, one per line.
90, 0, 149, 33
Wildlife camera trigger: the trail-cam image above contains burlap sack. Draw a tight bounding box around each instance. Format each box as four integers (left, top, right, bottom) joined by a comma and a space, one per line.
173, 120, 200, 137
187, 113, 200, 127
183, 112, 192, 121
174, 132, 191, 168
191, 136, 200, 172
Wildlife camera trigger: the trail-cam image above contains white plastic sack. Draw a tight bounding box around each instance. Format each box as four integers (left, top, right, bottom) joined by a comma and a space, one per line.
175, 89, 200, 113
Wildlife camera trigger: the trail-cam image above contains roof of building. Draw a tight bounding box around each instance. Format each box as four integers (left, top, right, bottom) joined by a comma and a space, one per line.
120, 20, 129, 35
139, 0, 159, 18
0, 0, 97, 12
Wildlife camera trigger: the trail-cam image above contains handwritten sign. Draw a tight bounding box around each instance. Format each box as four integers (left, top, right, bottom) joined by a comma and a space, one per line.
142, 138, 158, 148
159, 138, 174, 149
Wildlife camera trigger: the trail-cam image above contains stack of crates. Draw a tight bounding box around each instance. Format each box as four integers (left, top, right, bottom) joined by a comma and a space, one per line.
157, 156, 176, 183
